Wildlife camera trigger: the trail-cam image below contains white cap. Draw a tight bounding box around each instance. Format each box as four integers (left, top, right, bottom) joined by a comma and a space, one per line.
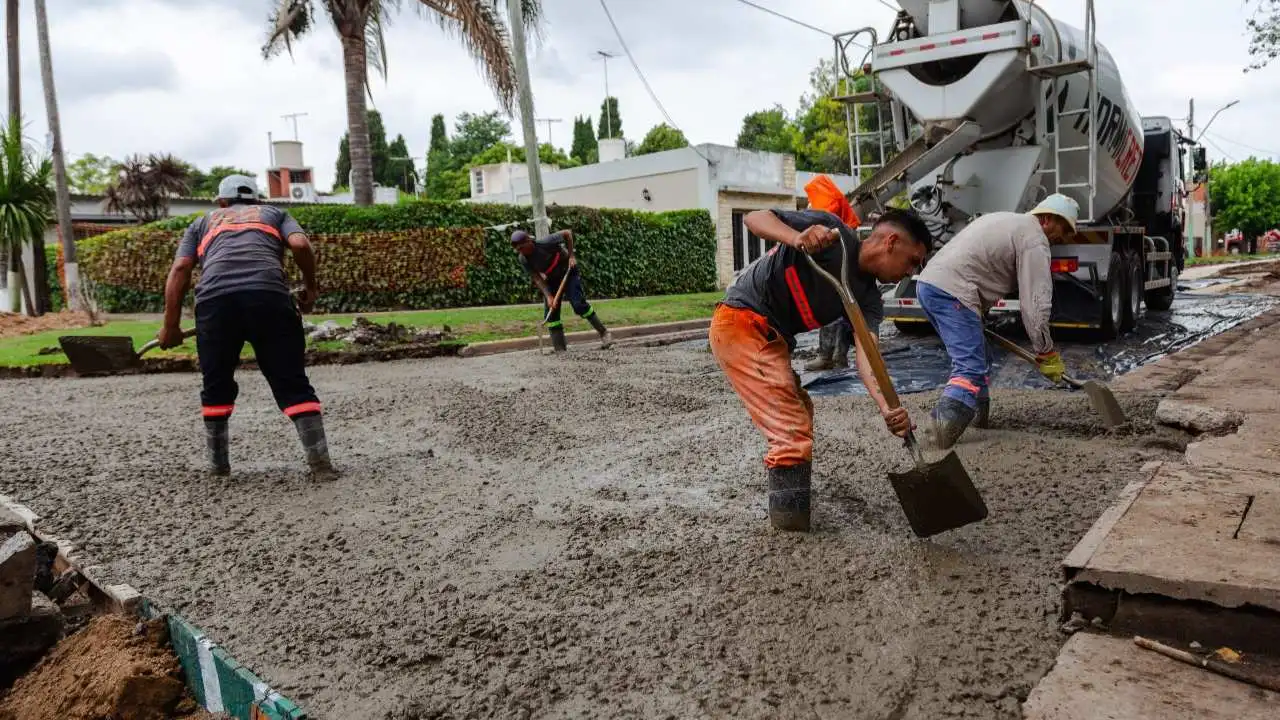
1029, 193, 1079, 231
216, 174, 259, 201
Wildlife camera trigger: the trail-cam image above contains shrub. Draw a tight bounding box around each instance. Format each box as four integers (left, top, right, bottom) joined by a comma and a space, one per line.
70, 201, 717, 313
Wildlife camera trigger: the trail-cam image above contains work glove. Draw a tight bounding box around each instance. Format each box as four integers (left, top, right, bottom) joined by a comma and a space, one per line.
1036, 350, 1066, 384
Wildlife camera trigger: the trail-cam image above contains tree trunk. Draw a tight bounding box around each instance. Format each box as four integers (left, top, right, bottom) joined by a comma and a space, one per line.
15, 246, 33, 316
341, 33, 374, 206
5, 0, 17, 127
35, 0, 79, 311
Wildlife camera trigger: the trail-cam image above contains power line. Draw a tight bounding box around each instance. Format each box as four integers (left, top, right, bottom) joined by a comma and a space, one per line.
1203, 129, 1280, 158
729, 0, 833, 36
597, 0, 713, 163
1201, 135, 1237, 163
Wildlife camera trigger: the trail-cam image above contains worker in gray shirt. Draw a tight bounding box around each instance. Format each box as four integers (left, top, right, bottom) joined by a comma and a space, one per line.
915, 193, 1077, 449
158, 175, 335, 480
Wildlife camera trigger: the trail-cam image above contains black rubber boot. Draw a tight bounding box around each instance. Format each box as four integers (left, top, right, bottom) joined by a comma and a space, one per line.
768, 463, 812, 532
293, 414, 337, 481
586, 314, 613, 349
805, 325, 837, 371
926, 396, 977, 450
973, 398, 991, 429
549, 326, 568, 352
204, 419, 230, 477
832, 326, 852, 369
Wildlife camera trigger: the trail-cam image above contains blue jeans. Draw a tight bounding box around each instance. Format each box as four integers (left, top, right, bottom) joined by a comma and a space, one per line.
544, 268, 594, 328
917, 282, 991, 408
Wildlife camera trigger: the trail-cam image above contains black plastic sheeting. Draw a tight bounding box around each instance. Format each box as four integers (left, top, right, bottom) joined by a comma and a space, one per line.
680, 292, 1277, 398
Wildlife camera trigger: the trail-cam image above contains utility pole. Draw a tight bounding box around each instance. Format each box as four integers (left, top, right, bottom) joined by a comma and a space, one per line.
535, 117, 562, 147
34, 0, 79, 311
281, 112, 308, 141
596, 50, 617, 138
508, 0, 548, 237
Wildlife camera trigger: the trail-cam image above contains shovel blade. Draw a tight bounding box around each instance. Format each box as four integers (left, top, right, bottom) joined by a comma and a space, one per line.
888, 450, 988, 538
1081, 381, 1127, 428
58, 335, 142, 376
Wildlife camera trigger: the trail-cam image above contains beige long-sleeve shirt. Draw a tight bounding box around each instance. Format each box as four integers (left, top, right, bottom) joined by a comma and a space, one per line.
917, 212, 1055, 354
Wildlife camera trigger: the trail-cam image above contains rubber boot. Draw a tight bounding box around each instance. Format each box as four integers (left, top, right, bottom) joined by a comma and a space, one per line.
973, 397, 991, 429
804, 324, 837, 371
926, 396, 976, 451
549, 326, 568, 353
293, 414, 337, 481
587, 314, 613, 349
204, 419, 230, 476
768, 463, 812, 532
832, 326, 852, 369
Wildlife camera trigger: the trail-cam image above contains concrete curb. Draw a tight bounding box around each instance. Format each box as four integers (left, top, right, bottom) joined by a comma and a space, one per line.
457, 318, 711, 358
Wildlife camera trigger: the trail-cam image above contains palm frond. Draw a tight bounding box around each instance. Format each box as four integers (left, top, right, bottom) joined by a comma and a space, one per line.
0, 122, 55, 266
413, 0, 527, 112
263, 0, 317, 59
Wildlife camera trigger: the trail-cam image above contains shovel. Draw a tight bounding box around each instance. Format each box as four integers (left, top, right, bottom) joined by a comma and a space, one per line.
982, 329, 1127, 427
59, 328, 196, 377
536, 265, 573, 355
804, 249, 988, 538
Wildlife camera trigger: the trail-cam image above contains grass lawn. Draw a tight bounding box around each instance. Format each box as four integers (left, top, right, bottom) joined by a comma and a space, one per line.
0, 291, 722, 368
1187, 253, 1276, 266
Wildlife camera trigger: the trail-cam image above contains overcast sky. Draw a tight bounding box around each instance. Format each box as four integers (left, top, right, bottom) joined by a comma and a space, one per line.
7, 0, 1278, 192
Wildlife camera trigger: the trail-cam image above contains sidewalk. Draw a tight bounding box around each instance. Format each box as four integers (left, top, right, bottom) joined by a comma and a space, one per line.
1024, 306, 1280, 718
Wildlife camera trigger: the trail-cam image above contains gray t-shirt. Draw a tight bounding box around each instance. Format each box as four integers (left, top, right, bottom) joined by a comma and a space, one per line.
176, 204, 305, 302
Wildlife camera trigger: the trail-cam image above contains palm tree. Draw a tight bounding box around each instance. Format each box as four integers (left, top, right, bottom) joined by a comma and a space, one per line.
262, 0, 541, 206
0, 122, 54, 317
103, 154, 190, 222
35, 0, 80, 311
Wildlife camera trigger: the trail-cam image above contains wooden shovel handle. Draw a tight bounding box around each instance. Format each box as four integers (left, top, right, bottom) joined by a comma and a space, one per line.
137, 327, 197, 357
803, 252, 901, 410
982, 328, 1084, 388
541, 264, 573, 326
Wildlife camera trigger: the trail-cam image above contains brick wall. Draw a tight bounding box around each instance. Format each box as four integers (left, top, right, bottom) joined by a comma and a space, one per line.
715, 190, 795, 288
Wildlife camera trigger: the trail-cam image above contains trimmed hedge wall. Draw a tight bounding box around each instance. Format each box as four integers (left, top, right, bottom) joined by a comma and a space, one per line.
61, 201, 717, 313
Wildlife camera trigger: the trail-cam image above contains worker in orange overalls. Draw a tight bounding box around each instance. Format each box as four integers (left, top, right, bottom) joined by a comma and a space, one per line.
710, 175, 934, 531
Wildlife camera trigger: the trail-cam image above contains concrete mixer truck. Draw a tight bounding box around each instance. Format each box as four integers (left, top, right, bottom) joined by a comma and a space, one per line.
834, 0, 1204, 339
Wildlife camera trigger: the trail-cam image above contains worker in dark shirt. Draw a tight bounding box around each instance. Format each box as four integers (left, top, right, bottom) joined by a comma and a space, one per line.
711, 207, 933, 531
158, 175, 335, 481
511, 229, 613, 352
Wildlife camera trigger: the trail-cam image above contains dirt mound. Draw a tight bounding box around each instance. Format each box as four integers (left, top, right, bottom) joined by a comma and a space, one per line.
306, 316, 450, 347
0, 614, 211, 720
0, 310, 98, 339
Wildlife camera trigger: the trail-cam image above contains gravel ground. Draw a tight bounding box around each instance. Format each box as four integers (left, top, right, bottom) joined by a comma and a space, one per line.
0, 341, 1186, 719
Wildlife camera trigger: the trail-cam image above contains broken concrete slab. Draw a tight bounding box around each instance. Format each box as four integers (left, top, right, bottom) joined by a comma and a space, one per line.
0, 591, 63, 690
1023, 633, 1280, 719
1064, 462, 1280, 626
1155, 398, 1244, 435
1186, 413, 1280, 474
0, 531, 36, 621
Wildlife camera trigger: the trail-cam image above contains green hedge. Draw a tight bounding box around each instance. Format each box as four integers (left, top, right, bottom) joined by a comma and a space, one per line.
71, 201, 717, 313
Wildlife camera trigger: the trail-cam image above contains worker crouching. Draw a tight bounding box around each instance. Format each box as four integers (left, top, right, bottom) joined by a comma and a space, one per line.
511, 229, 613, 351
710, 206, 933, 531
915, 193, 1079, 449
159, 175, 336, 480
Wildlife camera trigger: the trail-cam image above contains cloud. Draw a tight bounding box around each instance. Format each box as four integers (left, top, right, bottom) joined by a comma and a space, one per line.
6, 0, 1279, 194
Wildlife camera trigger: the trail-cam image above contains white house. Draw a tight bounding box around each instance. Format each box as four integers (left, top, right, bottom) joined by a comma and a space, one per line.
468, 143, 860, 288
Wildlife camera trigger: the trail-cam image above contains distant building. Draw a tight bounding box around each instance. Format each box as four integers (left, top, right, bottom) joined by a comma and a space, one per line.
1185, 183, 1208, 257
467, 143, 860, 288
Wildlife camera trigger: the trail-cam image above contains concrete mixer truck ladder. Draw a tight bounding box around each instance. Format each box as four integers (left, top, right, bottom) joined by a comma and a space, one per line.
1028, 0, 1099, 222
832, 27, 893, 184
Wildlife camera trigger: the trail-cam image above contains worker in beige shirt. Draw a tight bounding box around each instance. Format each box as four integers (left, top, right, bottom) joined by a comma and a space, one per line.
915, 193, 1078, 449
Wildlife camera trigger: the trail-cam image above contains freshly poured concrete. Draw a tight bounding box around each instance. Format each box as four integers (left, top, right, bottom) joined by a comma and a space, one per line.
0, 343, 1179, 718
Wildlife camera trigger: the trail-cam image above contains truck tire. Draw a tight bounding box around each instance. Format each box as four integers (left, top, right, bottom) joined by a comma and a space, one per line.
1098, 250, 1126, 340
1145, 262, 1177, 311
894, 320, 934, 337
1122, 251, 1142, 331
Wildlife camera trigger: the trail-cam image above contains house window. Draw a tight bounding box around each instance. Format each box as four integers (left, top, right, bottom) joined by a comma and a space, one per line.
472, 169, 485, 195
731, 210, 776, 273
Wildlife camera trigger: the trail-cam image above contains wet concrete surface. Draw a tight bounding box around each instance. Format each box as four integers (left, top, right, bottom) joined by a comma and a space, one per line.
788, 292, 1278, 398
0, 337, 1189, 718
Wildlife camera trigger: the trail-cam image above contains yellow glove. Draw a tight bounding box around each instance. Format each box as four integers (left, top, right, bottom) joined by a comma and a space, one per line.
1036, 350, 1066, 383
